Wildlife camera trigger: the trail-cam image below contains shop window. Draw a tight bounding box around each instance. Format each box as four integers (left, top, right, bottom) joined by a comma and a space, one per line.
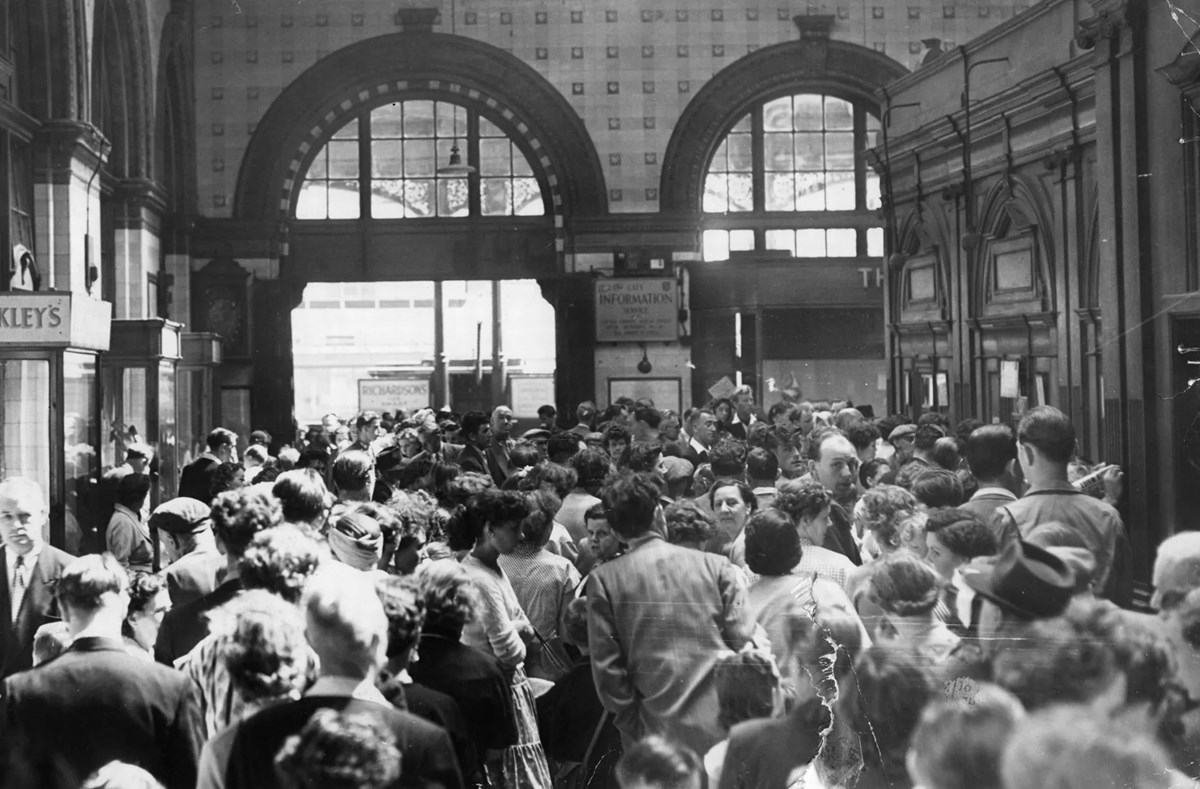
295, 99, 547, 221
701, 92, 880, 260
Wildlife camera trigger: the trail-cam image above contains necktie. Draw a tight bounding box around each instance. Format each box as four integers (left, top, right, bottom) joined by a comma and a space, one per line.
10, 556, 26, 623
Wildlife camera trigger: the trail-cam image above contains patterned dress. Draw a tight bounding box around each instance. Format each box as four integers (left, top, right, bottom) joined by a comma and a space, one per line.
461, 554, 554, 789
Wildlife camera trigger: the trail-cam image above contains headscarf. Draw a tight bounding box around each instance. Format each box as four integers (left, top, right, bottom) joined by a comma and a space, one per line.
328, 511, 383, 572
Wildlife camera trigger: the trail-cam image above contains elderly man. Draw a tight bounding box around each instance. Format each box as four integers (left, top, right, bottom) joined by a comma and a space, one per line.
0, 554, 203, 788
587, 472, 756, 755
224, 570, 463, 789
0, 478, 74, 679
154, 498, 224, 607
487, 405, 517, 485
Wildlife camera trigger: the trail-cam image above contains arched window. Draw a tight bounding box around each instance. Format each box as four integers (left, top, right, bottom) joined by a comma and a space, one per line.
295, 99, 546, 221
701, 92, 882, 261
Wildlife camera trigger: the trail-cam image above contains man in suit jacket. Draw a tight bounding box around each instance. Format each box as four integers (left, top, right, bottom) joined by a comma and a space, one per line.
178, 427, 238, 502
486, 406, 517, 485
0, 554, 202, 789
684, 408, 717, 468
0, 477, 74, 679
587, 472, 757, 756
456, 411, 493, 477
225, 570, 462, 789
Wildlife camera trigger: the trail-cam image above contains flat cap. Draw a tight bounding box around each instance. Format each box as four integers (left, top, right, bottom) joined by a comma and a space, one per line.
148, 497, 211, 535
888, 424, 917, 442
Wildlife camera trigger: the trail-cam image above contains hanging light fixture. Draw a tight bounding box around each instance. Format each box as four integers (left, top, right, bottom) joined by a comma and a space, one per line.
436, 0, 475, 176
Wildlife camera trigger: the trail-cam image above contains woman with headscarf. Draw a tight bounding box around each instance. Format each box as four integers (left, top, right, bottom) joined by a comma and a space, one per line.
328, 509, 386, 578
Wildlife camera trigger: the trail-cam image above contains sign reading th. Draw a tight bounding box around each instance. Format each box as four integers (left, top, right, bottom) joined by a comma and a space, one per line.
595, 278, 678, 342
359, 378, 431, 414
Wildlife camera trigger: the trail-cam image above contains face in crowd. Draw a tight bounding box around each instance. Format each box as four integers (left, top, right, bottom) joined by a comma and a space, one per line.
491, 407, 516, 440
586, 515, 622, 562
0, 484, 46, 556
812, 434, 860, 502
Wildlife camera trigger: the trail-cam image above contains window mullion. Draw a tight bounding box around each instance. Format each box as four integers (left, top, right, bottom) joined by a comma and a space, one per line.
751, 108, 765, 214
467, 109, 481, 217
359, 112, 371, 219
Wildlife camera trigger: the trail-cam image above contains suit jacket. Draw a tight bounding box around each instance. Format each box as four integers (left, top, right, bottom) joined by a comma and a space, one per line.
587, 535, 756, 755
486, 438, 513, 486
408, 633, 517, 754
164, 549, 225, 608
683, 444, 710, 469
0, 636, 202, 789
155, 577, 242, 666
178, 455, 220, 503
381, 677, 479, 786
718, 698, 828, 789
0, 544, 73, 679
456, 443, 490, 477
224, 696, 463, 789
821, 501, 863, 566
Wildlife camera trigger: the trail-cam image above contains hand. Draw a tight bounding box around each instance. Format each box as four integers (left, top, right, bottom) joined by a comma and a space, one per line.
1102, 465, 1125, 505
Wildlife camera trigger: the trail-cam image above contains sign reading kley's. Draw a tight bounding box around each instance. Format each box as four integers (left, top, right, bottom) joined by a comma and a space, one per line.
595, 278, 678, 342
0, 292, 112, 351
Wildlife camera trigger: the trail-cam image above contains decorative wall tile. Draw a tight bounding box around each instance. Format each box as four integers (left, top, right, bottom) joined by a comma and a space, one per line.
643, 81, 655, 94
571, 47, 583, 59
210, 51, 223, 64
246, 51, 258, 64
677, 45, 688, 57
570, 10, 583, 23
909, 41, 923, 53
872, 7, 885, 19
746, 9, 759, 20
711, 9, 724, 21
572, 82, 584, 95
315, 13, 328, 26
212, 158, 224, 172
606, 81, 620, 94
610, 189, 623, 202
676, 10, 688, 22
535, 47, 548, 60
464, 11, 477, 25
712, 45, 725, 57
244, 15, 257, 28
535, 11, 548, 24
678, 81, 690, 93
281, 51, 293, 63
605, 9, 618, 22
500, 12, 512, 25
944, 6, 956, 17
908, 7, 921, 18
211, 87, 224, 100
351, 12, 364, 26
246, 87, 259, 100
212, 123, 225, 136
643, 117, 656, 130
642, 46, 654, 58
641, 10, 654, 22
608, 118, 621, 130
837, 7, 850, 20
645, 188, 658, 201
210, 16, 223, 28
607, 46, 619, 58
609, 153, 622, 166
281, 14, 293, 27
645, 153, 658, 165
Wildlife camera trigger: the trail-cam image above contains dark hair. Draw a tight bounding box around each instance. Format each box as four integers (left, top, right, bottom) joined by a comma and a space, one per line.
273, 469, 329, 524
446, 488, 530, 550
509, 443, 541, 470
461, 411, 490, 439
744, 509, 801, 576
297, 448, 330, 470
115, 473, 151, 509
209, 462, 245, 501
354, 412, 380, 431
774, 477, 831, 523
855, 485, 920, 551
633, 406, 662, 429
991, 615, 1120, 711
418, 561, 476, 639
708, 480, 757, 517
275, 708, 401, 789
519, 489, 562, 547
914, 423, 947, 452
1017, 406, 1076, 465
910, 685, 1024, 789
211, 487, 283, 558
965, 424, 1017, 480
547, 434, 580, 464
910, 468, 965, 508
600, 472, 662, 540
239, 525, 323, 603
955, 418, 985, 445
714, 649, 779, 731
709, 438, 748, 478
525, 461, 578, 499
56, 554, 127, 612
603, 422, 632, 447
860, 458, 893, 487
846, 421, 881, 453
876, 413, 912, 442
621, 441, 663, 473
256, 465, 283, 484
746, 422, 778, 452
925, 509, 997, 559
931, 436, 962, 471
537, 404, 556, 418
331, 450, 374, 494
839, 647, 935, 772
570, 448, 611, 491
616, 736, 703, 789
746, 447, 779, 482
767, 401, 797, 423
805, 426, 848, 463
1065, 598, 1177, 712
663, 500, 718, 550
429, 461, 461, 503
584, 502, 608, 525
206, 428, 237, 451
375, 575, 425, 661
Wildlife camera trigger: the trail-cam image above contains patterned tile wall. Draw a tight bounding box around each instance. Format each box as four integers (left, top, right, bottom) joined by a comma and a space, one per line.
194, 0, 1023, 218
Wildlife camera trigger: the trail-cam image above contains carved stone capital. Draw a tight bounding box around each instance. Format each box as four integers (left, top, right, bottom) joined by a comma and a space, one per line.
394, 8, 439, 32
792, 14, 835, 42
1075, 0, 1131, 50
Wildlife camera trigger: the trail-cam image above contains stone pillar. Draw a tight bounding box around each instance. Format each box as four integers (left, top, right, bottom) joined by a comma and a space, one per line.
33, 121, 109, 294
251, 278, 305, 448
540, 274, 595, 416
110, 178, 167, 319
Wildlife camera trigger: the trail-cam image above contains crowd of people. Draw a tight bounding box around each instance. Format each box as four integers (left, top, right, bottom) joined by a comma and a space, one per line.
1, 386, 1199, 789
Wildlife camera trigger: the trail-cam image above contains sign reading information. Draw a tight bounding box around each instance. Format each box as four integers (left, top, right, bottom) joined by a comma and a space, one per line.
359, 378, 431, 414
595, 278, 678, 342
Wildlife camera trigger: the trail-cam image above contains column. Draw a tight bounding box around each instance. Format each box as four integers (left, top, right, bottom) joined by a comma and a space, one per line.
33, 121, 109, 295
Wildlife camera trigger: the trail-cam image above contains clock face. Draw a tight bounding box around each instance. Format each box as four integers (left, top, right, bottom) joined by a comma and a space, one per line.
206, 292, 245, 354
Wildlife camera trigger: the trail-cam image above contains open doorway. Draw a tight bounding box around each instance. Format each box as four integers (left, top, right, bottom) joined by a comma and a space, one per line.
291, 280, 556, 426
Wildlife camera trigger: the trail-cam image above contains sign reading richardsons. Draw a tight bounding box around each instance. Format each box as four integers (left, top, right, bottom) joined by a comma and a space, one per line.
0, 292, 112, 351
595, 278, 678, 342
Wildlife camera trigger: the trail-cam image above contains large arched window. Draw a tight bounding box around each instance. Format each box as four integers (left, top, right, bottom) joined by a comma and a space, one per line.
295, 99, 546, 220
701, 92, 882, 261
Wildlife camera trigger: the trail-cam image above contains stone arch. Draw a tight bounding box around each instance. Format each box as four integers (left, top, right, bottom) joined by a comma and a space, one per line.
155, 2, 195, 211
971, 174, 1058, 314
19, 0, 88, 121
659, 39, 907, 213
235, 33, 607, 221
892, 204, 953, 319
91, 0, 154, 178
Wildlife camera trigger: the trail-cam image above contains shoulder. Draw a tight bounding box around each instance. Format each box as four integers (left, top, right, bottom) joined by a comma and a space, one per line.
41, 545, 75, 571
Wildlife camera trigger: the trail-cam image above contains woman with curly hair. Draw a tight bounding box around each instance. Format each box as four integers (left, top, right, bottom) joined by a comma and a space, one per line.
122, 571, 170, 659
844, 485, 927, 635
184, 525, 322, 740
274, 708, 402, 789
451, 488, 553, 788
411, 560, 518, 784
196, 590, 314, 789
868, 552, 959, 664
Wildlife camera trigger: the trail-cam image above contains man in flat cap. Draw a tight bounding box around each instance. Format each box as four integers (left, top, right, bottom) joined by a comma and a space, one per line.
153, 498, 223, 608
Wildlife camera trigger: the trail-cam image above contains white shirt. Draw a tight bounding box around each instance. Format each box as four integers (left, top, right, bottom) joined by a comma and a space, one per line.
689, 437, 709, 457
971, 486, 1018, 502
